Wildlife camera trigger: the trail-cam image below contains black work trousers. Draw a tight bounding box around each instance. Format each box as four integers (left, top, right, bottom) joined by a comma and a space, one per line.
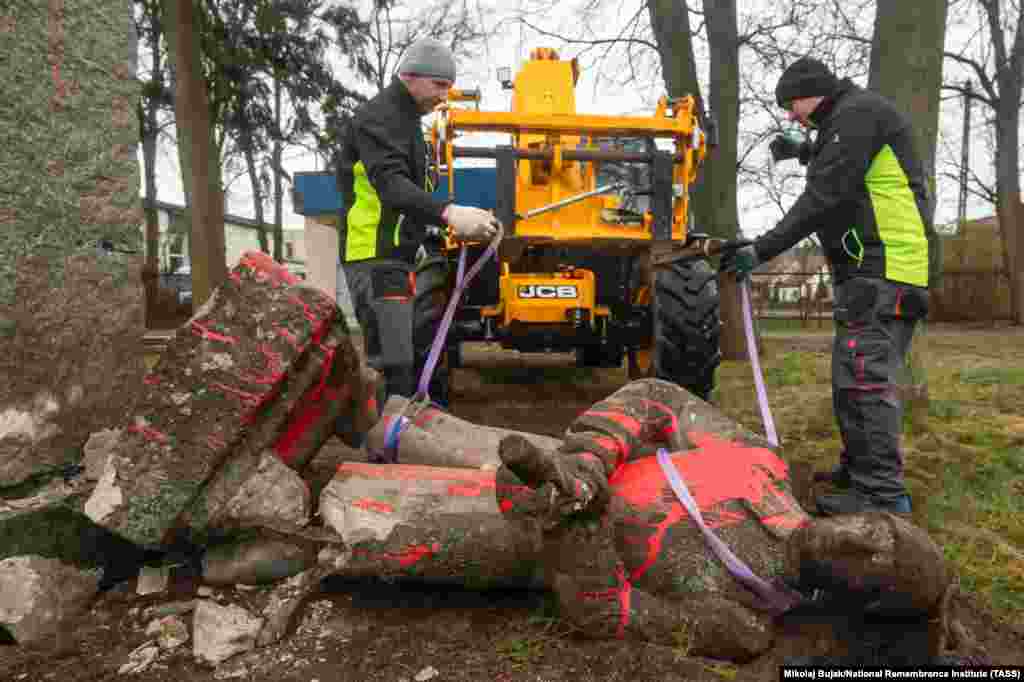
831, 277, 928, 506
340, 258, 416, 400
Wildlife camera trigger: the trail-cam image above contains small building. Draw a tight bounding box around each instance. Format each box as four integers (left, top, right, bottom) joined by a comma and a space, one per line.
145, 200, 307, 278
755, 251, 831, 305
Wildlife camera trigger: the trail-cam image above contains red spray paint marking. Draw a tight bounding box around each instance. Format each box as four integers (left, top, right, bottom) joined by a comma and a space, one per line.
287, 295, 323, 327
499, 499, 514, 513
274, 327, 302, 352
609, 431, 790, 512
339, 462, 533, 500
413, 407, 441, 429
211, 382, 266, 409
143, 374, 161, 386
590, 435, 626, 469
272, 399, 323, 465
353, 542, 441, 567
585, 410, 643, 438
308, 341, 337, 402
127, 422, 169, 444
190, 320, 237, 345
284, 294, 333, 352
578, 564, 633, 639
237, 343, 286, 387
322, 386, 344, 401
635, 398, 681, 441
206, 434, 227, 451
446, 483, 488, 497
238, 251, 300, 287
761, 512, 810, 531
272, 340, 351, 464
352, 498, 395, 514
624, 505, 687, 583
339, 462, 500, 484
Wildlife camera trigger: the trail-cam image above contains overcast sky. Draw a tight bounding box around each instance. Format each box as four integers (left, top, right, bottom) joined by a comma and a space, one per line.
146, 0, 1006, 238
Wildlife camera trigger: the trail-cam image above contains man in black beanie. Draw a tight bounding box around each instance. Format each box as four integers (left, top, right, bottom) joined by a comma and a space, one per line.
335, 38, 499, 421
721, 57, 933, 516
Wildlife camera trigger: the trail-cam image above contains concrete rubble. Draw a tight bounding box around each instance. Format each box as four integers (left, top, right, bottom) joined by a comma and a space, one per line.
193, 600, 264, 665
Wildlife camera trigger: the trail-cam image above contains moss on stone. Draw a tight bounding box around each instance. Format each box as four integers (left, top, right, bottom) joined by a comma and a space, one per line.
0, 0, 140, 306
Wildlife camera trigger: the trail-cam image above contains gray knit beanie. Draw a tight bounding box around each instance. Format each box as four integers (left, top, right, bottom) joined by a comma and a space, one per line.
398, 38, 456, 81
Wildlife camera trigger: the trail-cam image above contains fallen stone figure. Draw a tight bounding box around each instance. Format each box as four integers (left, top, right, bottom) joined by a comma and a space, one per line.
320, 379, 960, 663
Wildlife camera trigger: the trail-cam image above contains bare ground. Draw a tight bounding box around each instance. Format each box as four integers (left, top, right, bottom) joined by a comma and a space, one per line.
3, 325, 1023, 681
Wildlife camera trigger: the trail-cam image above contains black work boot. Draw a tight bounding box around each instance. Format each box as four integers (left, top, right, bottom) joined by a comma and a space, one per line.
815, 491, 912, 517
813, 462, 851, 488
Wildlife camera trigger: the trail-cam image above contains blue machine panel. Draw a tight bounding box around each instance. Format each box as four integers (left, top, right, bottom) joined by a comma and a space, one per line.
292, 168, 497, 217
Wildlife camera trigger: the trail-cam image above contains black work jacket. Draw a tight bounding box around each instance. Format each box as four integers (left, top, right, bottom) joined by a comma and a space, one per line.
756, 81, 933, 287
336, 77, 447, 263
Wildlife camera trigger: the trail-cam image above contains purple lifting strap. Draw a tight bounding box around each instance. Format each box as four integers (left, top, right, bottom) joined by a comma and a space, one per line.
368, 228, 503, 463
656, 448, 803, 614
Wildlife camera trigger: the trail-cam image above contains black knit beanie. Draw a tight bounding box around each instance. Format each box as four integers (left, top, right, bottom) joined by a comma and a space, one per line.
775, 57, 839, 108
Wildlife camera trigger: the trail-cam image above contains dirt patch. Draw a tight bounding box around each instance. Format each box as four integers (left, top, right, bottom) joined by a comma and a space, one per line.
3, 332, 1023, 680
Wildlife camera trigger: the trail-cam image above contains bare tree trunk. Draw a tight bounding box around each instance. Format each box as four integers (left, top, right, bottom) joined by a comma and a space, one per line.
140, 15, 163, 328
240, 114, 269, 253
701, 0, 744, 361
869, 0, 948, 292
994, 103, 1023, 323
273, 76, 284, 263
647, 0, 702, 114
649, 0, 745, 360
982, 0, 1024, 324
245, 145, 269, 254
140, 100, 161, 327
164, 0, 226, 308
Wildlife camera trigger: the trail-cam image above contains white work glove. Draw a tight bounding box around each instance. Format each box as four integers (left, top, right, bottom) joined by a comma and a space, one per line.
443, 204, 500, 241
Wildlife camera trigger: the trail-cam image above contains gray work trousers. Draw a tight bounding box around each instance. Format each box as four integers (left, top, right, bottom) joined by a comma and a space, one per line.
831, 277, 928, 506
338, 258, 415, 400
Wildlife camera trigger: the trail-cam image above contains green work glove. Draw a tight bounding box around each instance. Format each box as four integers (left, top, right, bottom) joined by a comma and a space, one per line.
719, 240, 760, 281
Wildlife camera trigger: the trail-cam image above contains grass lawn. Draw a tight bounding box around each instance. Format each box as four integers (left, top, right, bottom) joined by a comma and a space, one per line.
714, 321, 1024, 625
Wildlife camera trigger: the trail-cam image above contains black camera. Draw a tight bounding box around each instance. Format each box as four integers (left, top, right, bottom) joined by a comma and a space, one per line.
769, 134, 811, 165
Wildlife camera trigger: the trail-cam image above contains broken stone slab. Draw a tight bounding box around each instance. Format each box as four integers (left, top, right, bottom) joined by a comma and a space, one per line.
82, 251, 361, 547
319, 462, 545, 589
0, 254, 146, 490
256, 566, 328, 647
201, 534, 319, 587
193, 599, 264, 666
0, 476, 145, 584
183, 450, 312, 543
364, 396, 563, 469
0, 555, 100, 645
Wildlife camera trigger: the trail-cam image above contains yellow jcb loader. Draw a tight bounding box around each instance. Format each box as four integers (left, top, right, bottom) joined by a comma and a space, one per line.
415, 48, 721, 405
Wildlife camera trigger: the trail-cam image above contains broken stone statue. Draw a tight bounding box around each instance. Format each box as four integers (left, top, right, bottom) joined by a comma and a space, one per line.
319, 378, 960, 664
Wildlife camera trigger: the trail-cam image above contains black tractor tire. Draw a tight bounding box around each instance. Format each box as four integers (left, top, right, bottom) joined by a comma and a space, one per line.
413, 256, 452, 407
650, 258, 721, 401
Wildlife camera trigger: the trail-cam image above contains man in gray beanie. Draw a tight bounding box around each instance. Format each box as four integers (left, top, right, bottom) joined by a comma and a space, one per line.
335, 38, 499, 420
721, 56, 933, 517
